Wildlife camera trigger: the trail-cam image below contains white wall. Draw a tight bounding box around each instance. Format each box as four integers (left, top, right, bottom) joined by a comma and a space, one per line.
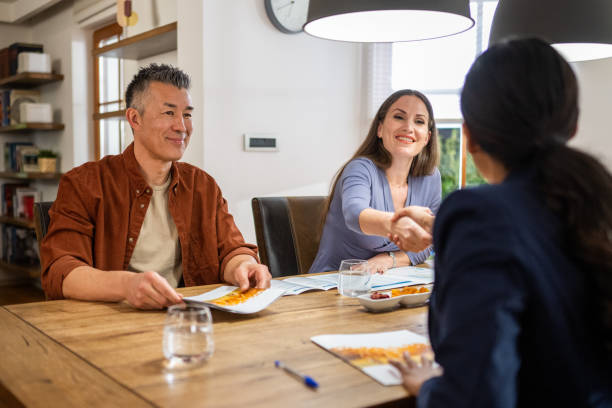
186, 0, 364, 244
572, 58, 612, 171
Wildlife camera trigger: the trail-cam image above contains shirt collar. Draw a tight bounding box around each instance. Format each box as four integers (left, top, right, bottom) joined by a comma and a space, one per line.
121, 142, 181, 196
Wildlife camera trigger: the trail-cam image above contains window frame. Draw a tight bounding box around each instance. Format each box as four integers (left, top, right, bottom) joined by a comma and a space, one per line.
92, 22, 125, 160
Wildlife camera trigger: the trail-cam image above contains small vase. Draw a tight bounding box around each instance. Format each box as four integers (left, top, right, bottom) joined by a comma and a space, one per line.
38, 157, 57, 173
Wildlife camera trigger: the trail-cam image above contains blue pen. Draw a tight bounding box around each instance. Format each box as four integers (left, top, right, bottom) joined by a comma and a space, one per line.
275, 360, 319, 389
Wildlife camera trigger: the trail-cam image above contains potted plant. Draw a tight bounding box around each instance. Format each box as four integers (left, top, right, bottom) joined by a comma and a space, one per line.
38, 150, 58, 173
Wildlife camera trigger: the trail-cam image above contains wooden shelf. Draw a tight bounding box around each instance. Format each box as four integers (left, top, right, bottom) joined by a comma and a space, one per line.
0, 171, 63, 180
0, 123, 64, 133
0, 260, 40, 279
94, 110, 125, 121
0, 73, 64, 89
93, 22, 177, 60
0, 216, 35, 229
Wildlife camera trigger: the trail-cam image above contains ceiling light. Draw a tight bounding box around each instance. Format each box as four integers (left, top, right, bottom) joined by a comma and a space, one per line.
304, 0, 474, 43
489, 0, 612, 62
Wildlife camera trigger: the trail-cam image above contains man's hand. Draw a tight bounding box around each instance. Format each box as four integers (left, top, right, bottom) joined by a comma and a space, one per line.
389, 352, 443, 396
124, 271, 183, 309
388, 206, 434, 252
223, 255, 271, 291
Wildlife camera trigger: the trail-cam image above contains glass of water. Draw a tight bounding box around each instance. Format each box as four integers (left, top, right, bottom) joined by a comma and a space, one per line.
163, 303, 214, 369
338, 259, 371, 297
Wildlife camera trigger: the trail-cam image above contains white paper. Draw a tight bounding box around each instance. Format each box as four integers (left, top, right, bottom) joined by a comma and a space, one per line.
184, 286, 284, 314
382, 266, 434, 284
271, 269, 433, 296
271, 274, 340, 295
311, 330, 430, 386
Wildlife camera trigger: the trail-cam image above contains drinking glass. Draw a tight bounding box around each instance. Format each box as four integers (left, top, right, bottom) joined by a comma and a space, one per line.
163, 304, 214, 369
338, 259, 371, 297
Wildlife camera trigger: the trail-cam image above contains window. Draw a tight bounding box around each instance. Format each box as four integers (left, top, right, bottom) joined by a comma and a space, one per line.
93, 23, 128, 160
367, 0, 496, 196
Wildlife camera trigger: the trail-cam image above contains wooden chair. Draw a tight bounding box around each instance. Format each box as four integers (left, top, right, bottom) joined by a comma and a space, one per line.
33, 201, 54, 253
251, 196, 327, 277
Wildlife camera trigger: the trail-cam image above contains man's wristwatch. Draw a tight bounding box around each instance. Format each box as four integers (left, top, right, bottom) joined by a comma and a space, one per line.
388, 251, 396, 269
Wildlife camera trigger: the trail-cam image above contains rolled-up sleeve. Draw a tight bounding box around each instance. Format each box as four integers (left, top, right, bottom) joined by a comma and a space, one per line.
341, 160, 375, 234
40, 169, 95, 299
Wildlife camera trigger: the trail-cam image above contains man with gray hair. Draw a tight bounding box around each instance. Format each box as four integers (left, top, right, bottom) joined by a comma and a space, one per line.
41, 64, 271, 309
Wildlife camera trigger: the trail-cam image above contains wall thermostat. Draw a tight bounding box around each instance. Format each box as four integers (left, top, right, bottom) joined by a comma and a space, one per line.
243, 133, 278, 152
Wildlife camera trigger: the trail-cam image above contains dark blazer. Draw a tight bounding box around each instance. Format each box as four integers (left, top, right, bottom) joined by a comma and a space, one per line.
419, 168, 611, 408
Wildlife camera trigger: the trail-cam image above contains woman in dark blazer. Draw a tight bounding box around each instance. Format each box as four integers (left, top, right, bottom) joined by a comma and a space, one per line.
391, 38, 612, 407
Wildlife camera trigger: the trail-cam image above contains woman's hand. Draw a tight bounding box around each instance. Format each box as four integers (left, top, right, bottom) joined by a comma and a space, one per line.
390, 352, 443, 396
388, 206, 434, 252
367, 252, 394, 273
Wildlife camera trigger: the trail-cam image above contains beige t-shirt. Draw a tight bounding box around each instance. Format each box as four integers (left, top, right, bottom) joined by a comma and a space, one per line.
128, 177, 182, 288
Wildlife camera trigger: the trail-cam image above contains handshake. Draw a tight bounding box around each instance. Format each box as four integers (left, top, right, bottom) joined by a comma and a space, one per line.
387, 206, 434, 253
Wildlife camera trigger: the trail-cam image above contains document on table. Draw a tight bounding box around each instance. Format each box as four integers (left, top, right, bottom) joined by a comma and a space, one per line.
311, 330, 433, 386
271, 275, 338, 295
184, 286, 285, 314
271, 266, 434, 296
362, 266, 433, 290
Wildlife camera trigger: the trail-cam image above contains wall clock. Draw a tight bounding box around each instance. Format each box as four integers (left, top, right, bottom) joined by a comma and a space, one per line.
264, 0, 309, 34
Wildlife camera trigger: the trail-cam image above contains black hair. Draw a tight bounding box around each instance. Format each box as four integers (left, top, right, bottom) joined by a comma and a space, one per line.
461, 37, 612, 356
125, 63, 191, 113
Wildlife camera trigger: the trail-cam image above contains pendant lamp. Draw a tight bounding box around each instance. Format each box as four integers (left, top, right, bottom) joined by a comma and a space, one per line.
489, 0, 612, 62
304, 0, 474, 43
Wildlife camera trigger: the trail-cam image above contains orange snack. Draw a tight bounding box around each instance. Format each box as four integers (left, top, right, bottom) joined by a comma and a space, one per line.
330, 343, 431, 367
390, 285, 429, 297
210, 288, 265, 306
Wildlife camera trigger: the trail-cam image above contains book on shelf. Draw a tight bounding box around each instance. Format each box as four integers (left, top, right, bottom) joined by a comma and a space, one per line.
16, 146, 39, 172
0, 90, 9, 127
1, 182, 29, 217
4, 141, 34, 171
14, 187, 40, 220
0, 47, 9, 79
1, 224, 39, 266
0, 89, 42, 126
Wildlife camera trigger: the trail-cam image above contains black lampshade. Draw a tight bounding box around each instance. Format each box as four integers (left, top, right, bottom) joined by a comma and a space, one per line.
304, 0, 474, 43
489, 0, 612, 62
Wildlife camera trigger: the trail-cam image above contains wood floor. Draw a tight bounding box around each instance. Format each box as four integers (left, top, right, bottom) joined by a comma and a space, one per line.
0, 284, 45, 306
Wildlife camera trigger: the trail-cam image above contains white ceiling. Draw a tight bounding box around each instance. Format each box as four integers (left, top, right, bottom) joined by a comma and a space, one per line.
0, 0, 62, 23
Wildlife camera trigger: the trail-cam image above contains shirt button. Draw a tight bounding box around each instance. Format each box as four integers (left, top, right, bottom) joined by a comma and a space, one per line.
128, 237, 134, 243
136, 189, 140, 194
140, 203, 144, 208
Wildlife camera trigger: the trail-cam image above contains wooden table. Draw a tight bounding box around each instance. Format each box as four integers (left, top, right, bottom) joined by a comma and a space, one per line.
0, 284, 428, 408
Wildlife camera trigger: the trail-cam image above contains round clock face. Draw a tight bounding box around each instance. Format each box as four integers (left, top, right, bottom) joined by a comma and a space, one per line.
264, 0, 309, 34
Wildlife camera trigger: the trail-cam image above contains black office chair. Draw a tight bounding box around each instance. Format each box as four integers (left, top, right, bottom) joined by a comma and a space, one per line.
33, 201, 53, 252
251, 196, 326, 277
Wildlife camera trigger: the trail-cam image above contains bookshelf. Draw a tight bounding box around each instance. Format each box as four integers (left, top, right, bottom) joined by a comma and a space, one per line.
0, 171, 62, 180
0, 123, 64, 132
0, 71, 63, 280
0, 215, 35, 229
0, 72, 64, 89
0, 260, 39, 279
93, 22, 177, 60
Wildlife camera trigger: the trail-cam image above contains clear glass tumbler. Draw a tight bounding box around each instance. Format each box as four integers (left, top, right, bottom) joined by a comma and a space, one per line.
163, 304, 214, 369
338, 259, 371, 297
